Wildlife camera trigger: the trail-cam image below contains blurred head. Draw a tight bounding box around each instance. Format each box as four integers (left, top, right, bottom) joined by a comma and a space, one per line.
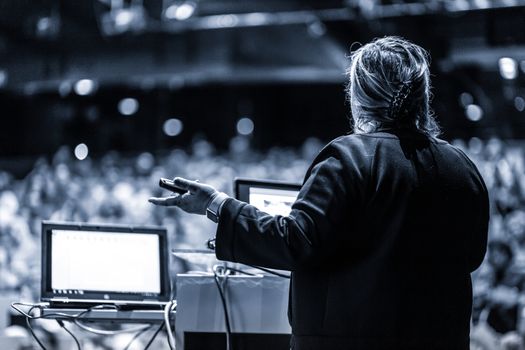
346, 36, 440, 137
488, 240, 513, 271
506, 210, 525, 243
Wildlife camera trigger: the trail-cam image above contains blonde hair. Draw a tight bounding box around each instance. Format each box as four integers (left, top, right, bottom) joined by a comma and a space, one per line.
346, 36, 440, 137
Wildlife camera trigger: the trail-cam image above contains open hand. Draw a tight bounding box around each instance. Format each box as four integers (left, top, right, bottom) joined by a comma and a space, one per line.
148, 177, 217, 215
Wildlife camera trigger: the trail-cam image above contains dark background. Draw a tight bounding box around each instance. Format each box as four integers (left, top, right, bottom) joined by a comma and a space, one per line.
1, 0, 525, 170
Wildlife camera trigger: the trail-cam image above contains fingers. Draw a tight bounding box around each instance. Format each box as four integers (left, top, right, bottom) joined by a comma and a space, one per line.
173, 177, 201, 193
149, 194, 201, 214
148, 196, 180, 206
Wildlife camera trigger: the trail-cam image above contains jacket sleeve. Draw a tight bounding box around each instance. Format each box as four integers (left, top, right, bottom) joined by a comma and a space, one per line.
469, 170, 490, 272
214, 144, 355, 271
453, 147, 490, 272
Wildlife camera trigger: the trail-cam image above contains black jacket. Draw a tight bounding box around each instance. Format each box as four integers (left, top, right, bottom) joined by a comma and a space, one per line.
215, 130, 489, 350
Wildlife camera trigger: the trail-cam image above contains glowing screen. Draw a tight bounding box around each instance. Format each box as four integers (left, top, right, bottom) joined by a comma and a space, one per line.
51, 230, 161, 294
249, 187, 299, 216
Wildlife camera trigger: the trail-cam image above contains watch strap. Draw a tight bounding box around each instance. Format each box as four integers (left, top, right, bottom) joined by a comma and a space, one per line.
206, 192, 229, 223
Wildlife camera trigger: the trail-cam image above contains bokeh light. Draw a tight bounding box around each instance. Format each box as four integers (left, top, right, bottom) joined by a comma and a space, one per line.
465, 104, 483, 122
499, 57, 518, 80
236, 117, 254, 135
118, 98, 139, 116
74, 143, 89, 160
74, 79, 96, 96
163, 118, 184, 137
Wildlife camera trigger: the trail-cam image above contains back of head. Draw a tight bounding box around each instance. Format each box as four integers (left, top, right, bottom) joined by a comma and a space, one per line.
346, 36, 440, 138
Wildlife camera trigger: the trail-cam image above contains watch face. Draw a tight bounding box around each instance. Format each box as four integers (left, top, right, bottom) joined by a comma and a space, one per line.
206, 208, 218, 223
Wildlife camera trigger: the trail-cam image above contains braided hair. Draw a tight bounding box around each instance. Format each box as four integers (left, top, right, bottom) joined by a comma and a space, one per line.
389, 81, 413, 123
345, 36, 440, 137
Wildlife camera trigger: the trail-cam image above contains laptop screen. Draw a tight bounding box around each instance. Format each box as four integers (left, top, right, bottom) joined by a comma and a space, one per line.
234, 178, 301, 216
41, 221, 170, 305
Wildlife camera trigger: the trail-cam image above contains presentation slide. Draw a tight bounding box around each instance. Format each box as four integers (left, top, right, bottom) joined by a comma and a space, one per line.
249, 187, 299, 216
51, 230, 161, 294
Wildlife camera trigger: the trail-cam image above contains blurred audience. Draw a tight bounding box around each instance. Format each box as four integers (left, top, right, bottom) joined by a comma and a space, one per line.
0, 136, 314, 299
452, 137, 525, 349
1, 135, 525, 349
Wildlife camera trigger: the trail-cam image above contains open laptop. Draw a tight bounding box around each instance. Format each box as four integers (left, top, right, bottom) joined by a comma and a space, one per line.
234, 177, 302, 216
41, 221, 171, 309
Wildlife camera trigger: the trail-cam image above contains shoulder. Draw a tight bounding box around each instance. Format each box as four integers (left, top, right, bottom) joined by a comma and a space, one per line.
446, 142, 475, 162
446, 144, 488, 191
433, 140, 480, 170
320, 133, 380, 156
306, 134, 376, 177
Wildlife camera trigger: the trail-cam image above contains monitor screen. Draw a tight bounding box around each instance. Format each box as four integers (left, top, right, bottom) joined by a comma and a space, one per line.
234, 178, 301, 217
41, 221, 170, 303
248, 187, 300, 216
51, 230, 161, 294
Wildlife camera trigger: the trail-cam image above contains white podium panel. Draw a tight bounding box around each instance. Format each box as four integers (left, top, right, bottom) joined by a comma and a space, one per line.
175, 274, 291, 350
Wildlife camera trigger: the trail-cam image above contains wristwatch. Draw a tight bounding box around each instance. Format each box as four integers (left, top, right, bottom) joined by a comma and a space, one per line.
206, 192, 229, 223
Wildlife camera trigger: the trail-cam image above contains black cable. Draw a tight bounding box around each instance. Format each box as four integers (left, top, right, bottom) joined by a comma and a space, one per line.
144, 323, 165, 350
13, 303, 145, 350
223, 267, 257, 276
25, 308, 48, 350
17, 304, 84, 350
214, 272, 233, 350
163, 301, 176, 350
57, 320, 81, 350
247, 265, 291, 279
15, 303, 167, 350
122, 325, 153, 350
12, 303, 119, 322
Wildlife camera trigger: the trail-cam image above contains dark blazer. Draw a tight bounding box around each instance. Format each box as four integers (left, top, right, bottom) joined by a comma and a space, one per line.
215, 130, 489, 350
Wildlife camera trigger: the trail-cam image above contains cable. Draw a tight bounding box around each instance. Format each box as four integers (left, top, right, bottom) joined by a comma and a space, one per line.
73, 319, 151, 335
12, 302, 173, 349
205, 236, 289, 279
11, 302, 152, 348
222, 267, 257, 276
214, 275, 232, 350
144, 323, 164, 350
122, 324, 153, 350
11, 302, 120, 321
163, 300, 176, 350
25, 308, 48, 350
11, 302, 46, 318
57, 320, 82, 350
14, 303, 89, 350
247, 265, 291, 279
213, 265, 232, 350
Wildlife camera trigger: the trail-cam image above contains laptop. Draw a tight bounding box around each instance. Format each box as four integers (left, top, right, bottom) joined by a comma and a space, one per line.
234, 177, 302, 216
41, 221, 171, 309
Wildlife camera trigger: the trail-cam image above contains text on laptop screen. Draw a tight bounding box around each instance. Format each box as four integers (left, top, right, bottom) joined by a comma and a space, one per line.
51, 230, 161, 294
248, 187, 300, 216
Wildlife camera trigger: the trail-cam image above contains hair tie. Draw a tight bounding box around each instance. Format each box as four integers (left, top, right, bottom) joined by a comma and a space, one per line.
389, 81, 413, 121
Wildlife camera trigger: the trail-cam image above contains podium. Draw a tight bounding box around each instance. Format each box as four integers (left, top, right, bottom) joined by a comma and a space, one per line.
176, 274, 291, 350
37, 273, 292, 349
